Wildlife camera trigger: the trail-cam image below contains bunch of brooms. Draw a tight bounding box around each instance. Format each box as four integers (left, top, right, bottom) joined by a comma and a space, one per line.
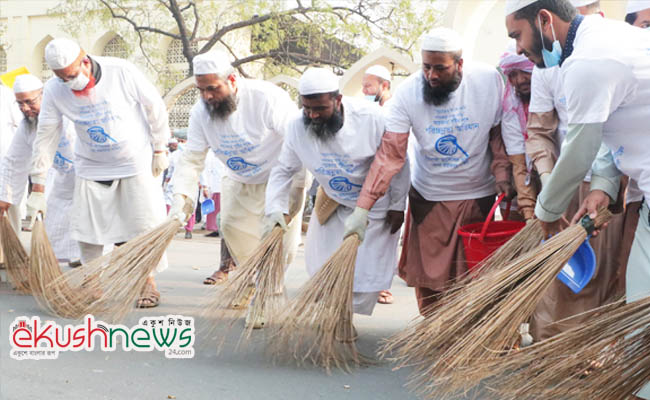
382, 208, 613, 398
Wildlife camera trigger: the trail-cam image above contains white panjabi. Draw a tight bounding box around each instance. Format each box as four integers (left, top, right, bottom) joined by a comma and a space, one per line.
192, 50, 233, 76
365, 65, 391, 81
13, 74, 43, 94
44, 38, 82, 70
420, 27, 463, 52
298, 67, 339, 95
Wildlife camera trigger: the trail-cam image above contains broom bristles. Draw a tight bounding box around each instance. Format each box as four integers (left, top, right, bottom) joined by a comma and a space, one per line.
29, 218, 91, 318
201, 226, 286, 349
0, 215, 30, 293
270, 234, 363, 373
48, 218, 181, 322
385, 209, 612, 398
379, 219, 545, 369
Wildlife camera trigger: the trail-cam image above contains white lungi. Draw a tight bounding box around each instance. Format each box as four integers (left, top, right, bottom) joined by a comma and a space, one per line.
627, 201, 650, 399
44, 168, 79, 261
304, 205, 400, 316
220, 176, 303, 266
72, 172, 168, 272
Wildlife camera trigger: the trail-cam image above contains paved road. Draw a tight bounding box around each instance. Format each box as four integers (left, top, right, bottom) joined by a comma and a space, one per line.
0, 229, 431, 400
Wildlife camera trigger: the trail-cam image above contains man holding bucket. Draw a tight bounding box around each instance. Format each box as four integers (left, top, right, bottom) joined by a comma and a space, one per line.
343, 28, 514, 314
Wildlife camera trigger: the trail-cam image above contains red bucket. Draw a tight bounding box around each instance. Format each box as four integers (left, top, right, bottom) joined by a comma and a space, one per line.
458, 193, 526, 272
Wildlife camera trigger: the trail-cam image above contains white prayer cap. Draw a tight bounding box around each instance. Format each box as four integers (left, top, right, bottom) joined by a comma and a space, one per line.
365, 65, 391, 81
571, 0, 598, 7
168, 137, 178, 144
298, 67, 339, 95
45, 38, 83, 70
193, 50, 233, 76
13, 74, 43, 94
505, 0, 538, 16
626, 0, 650, 14
420, 28, 463, 52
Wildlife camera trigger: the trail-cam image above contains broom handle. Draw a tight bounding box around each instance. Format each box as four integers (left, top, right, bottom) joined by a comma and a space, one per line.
479, 193, 508, 242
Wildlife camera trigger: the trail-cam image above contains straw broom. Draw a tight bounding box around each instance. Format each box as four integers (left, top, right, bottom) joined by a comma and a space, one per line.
48, 219, 182, 322
270, 234, 363, 373
0, 215, 30, 293
202, 226, 286, 347
28, 215, 92, 318
482, 296, 650, 400
380, 218, 544, 371
405, 208, 612, 398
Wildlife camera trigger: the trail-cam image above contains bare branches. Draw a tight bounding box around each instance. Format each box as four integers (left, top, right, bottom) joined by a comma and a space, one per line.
98, 0, 180, 40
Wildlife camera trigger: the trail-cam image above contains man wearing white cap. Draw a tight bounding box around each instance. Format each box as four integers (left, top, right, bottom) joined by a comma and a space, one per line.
511, 0, 626, 342
0, 74, 79, 261
265, 67, 409, 326
344, 28, 512, 313
26, 38, 170, 308
362, 65, 392, 106
626, 0, 650, 28
169, 50, 305, 327
0, 83, 22, 160
506, 2, 650, 397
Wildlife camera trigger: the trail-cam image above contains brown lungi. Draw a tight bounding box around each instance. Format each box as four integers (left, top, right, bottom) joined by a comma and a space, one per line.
398, 187, 493, 314
530, 181, 628, 341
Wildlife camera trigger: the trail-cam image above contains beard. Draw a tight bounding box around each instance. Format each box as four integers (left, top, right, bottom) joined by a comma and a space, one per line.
516, 88, 531, 104
422, 70, 462, 106
302, 107, 344, 142
25, 115, 38, 130
529, 24, 556, 69
203, 94, 237, 120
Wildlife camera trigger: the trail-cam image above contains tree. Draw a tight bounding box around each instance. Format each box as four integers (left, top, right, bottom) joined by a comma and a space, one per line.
53, 0, 437, 83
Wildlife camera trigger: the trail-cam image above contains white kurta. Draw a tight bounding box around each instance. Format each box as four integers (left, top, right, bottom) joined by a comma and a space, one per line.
44, 124, 80, 261
30, 56, 170, 246
266, 97, 410, 294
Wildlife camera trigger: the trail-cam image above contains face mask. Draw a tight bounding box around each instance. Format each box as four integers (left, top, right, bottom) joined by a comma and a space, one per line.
538, 14, 562, 68
63, 70, 90, 91
364, 94, 378, 102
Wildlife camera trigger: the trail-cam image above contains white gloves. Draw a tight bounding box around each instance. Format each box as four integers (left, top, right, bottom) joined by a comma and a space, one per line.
540, 172, 551, 188
152, 152, 169, 177
169, 194, 194, 223
26, 191, 47, 218
343, 206, 369, 241
263, 212, 288, 237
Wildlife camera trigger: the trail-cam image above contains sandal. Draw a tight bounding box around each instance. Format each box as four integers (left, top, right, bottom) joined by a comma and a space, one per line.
229, 285, 255, 309
136, 283, 160, 308
377, 290, 394, 304
203, 270, 228, 285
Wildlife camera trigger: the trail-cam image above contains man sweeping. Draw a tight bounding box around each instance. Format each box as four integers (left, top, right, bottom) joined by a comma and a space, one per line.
0, 74, 79, 263
26, 38, 170, 308
505, 1, 650, 398
344, 28, 512, 314
169, 50, 305, 327
512, 0, 628, 341
498, 47, 537, 220
265, 67, 409, 323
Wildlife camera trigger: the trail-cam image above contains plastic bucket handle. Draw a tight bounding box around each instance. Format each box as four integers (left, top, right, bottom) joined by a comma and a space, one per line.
479, 193, 512, 242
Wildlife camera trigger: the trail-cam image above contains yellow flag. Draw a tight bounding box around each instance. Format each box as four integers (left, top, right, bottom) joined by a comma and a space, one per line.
0, 67, 30, 88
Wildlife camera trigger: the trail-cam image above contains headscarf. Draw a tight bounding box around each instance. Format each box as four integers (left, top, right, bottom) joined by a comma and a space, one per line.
499, 51, 534, 140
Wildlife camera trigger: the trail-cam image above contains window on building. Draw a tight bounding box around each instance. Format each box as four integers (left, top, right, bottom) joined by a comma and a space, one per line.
168, 87, 199, 130
42, 56, 53, 81
102, 35, 129, 59
166, 39, 197, 65
0, 46, 6, 74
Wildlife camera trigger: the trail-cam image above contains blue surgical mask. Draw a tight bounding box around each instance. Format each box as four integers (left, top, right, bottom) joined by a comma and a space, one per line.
538, 14, 562, 68
365, 94, 378, 102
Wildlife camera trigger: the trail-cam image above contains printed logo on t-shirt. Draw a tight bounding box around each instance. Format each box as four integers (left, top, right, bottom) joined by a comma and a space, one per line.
612, 146, 624, 169
87, 126, 117, 144
329, 176, 362, 193
225, 156, 263, 177
53, 151, 74, 173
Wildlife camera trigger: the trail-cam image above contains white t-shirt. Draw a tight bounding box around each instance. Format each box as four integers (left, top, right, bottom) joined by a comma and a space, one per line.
203, 150, 223, 194
185, 78, 297, 185
562, 15, 650, 200
0, 85, 22, 159
37, 56, 170, 180
501, 102, 526, 156
384, 63, 503, 201
266, 97, 409, 219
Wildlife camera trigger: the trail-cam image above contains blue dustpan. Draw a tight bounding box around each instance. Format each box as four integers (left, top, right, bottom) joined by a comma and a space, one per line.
557, 239, 596, 294
201, 199, 215, 215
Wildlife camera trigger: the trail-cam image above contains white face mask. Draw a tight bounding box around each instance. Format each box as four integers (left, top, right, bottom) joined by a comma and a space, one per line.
63, 70, 90, 91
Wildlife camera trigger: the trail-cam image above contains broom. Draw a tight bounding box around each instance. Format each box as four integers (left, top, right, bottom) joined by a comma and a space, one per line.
404, 208, 612, 398
28, 214, 91, 318
48, 218, 182, 322
483, 296, 650, 400
270, 234, 363, 373
202, 226, 286, 347
380, 218, 544, 370
0, 215, 30, 293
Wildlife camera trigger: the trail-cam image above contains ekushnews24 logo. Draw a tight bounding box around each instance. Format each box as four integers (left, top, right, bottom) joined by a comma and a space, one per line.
9, 314, 195, 360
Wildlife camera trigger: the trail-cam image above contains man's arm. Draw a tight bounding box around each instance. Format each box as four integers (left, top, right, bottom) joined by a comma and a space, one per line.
526, 110, 560, 177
